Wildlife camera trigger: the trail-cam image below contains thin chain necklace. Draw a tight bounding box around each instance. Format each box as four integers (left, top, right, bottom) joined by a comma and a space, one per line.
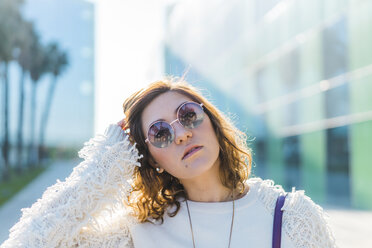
185, 191, 235, 248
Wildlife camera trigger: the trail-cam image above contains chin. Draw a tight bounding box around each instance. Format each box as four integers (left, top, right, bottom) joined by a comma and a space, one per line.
182, 158, 217, 177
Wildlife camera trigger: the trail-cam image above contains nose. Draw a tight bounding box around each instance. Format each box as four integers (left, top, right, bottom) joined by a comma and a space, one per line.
173, 121, 192, 144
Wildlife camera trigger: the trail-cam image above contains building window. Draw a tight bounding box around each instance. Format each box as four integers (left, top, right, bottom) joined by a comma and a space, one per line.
323, 16, 351, 205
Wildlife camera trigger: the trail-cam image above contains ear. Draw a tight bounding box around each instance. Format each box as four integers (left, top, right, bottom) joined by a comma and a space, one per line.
148, 156, 158, 168
148, 155, 166, 173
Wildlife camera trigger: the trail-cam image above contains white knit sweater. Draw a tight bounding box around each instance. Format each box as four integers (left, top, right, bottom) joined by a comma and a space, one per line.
1, 125, 337, 248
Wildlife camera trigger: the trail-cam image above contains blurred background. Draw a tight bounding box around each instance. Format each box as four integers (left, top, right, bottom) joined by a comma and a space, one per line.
1, 0, 371, 247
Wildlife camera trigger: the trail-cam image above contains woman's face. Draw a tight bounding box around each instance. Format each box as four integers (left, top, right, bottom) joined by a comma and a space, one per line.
141, 91, 220, 179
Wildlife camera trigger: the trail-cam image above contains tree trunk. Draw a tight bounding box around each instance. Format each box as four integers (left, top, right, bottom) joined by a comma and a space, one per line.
1, 62, 10, 180
28, 80, 38, 167
16, 68, 26, 173
38, 76, 57, 161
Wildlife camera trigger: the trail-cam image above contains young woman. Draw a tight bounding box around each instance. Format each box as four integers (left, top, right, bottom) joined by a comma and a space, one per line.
1, 78, 336, 248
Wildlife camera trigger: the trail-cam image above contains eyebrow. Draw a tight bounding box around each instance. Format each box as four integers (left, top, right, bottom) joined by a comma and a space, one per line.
148, 101, 188, 127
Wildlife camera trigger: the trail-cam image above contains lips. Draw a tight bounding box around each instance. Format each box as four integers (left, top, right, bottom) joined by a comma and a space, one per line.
182, 145, 203, 160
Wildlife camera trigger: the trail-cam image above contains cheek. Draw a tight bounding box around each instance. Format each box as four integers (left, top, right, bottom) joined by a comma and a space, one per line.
149, 146, 174, 166
198, 117, 220, 154
202, 117, 219, 142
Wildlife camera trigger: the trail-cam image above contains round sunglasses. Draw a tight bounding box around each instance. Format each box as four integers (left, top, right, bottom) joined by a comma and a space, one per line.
145, 101, 204, 148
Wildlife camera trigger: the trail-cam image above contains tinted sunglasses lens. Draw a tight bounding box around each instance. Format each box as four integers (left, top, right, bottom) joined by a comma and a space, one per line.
178, 102, 204, 129
148, 121, 174, 148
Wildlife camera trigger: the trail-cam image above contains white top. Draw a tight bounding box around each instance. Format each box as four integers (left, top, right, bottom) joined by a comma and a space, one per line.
131, 180, 294, 248
1, 124, 337, 248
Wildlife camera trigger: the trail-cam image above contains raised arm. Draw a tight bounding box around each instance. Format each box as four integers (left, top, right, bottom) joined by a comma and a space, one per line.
1, 124, 141, 248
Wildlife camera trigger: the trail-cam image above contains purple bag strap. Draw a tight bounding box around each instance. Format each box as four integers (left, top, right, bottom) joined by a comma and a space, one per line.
272, 194, 286, 248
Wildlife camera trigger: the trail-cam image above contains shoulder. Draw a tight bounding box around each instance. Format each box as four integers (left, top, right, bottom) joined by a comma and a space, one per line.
247, 177, 285, 215
247, 177, 337, 248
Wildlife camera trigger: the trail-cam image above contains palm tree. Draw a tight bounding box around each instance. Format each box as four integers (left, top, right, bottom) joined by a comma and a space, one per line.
0, 0, 24, 179
38, 43, 69, 160
28, 40, 48, 167
15, 21, 37, 172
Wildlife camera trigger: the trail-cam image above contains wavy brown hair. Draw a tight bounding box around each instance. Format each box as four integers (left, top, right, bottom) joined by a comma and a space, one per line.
123, 77, 252, 223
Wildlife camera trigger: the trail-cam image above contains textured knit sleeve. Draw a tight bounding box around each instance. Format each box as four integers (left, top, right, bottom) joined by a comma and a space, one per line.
252, 178, 337, 248
0, 124, 141, 248
282, 189, 337, 248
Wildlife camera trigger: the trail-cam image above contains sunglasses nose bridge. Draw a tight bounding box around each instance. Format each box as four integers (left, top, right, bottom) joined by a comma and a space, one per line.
172, 121, 192, 145
169, 119, 179, 127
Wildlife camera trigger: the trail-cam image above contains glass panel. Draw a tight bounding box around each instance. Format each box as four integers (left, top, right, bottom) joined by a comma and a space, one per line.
326, 126, 351, 206
283, 136, 301, 189
322, 15, 351, 205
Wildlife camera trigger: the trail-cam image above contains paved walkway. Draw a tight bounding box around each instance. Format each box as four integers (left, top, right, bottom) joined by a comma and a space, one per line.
326, 207, 372, 247
0, 159, 78, 244
0, 159, 371, 247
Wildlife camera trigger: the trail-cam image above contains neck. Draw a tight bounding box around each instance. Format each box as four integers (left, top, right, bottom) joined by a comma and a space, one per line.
180, 161, 233, 202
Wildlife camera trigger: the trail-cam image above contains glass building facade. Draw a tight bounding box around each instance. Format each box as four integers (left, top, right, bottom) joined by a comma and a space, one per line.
164, 0, 372, 209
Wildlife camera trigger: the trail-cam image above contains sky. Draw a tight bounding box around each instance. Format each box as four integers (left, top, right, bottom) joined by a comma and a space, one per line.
6, 0, 95, 147
6, 0, 166, 147
93, 0, 165, 134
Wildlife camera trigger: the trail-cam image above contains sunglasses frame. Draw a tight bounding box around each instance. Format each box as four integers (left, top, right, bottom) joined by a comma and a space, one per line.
145, 101, 204, 147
